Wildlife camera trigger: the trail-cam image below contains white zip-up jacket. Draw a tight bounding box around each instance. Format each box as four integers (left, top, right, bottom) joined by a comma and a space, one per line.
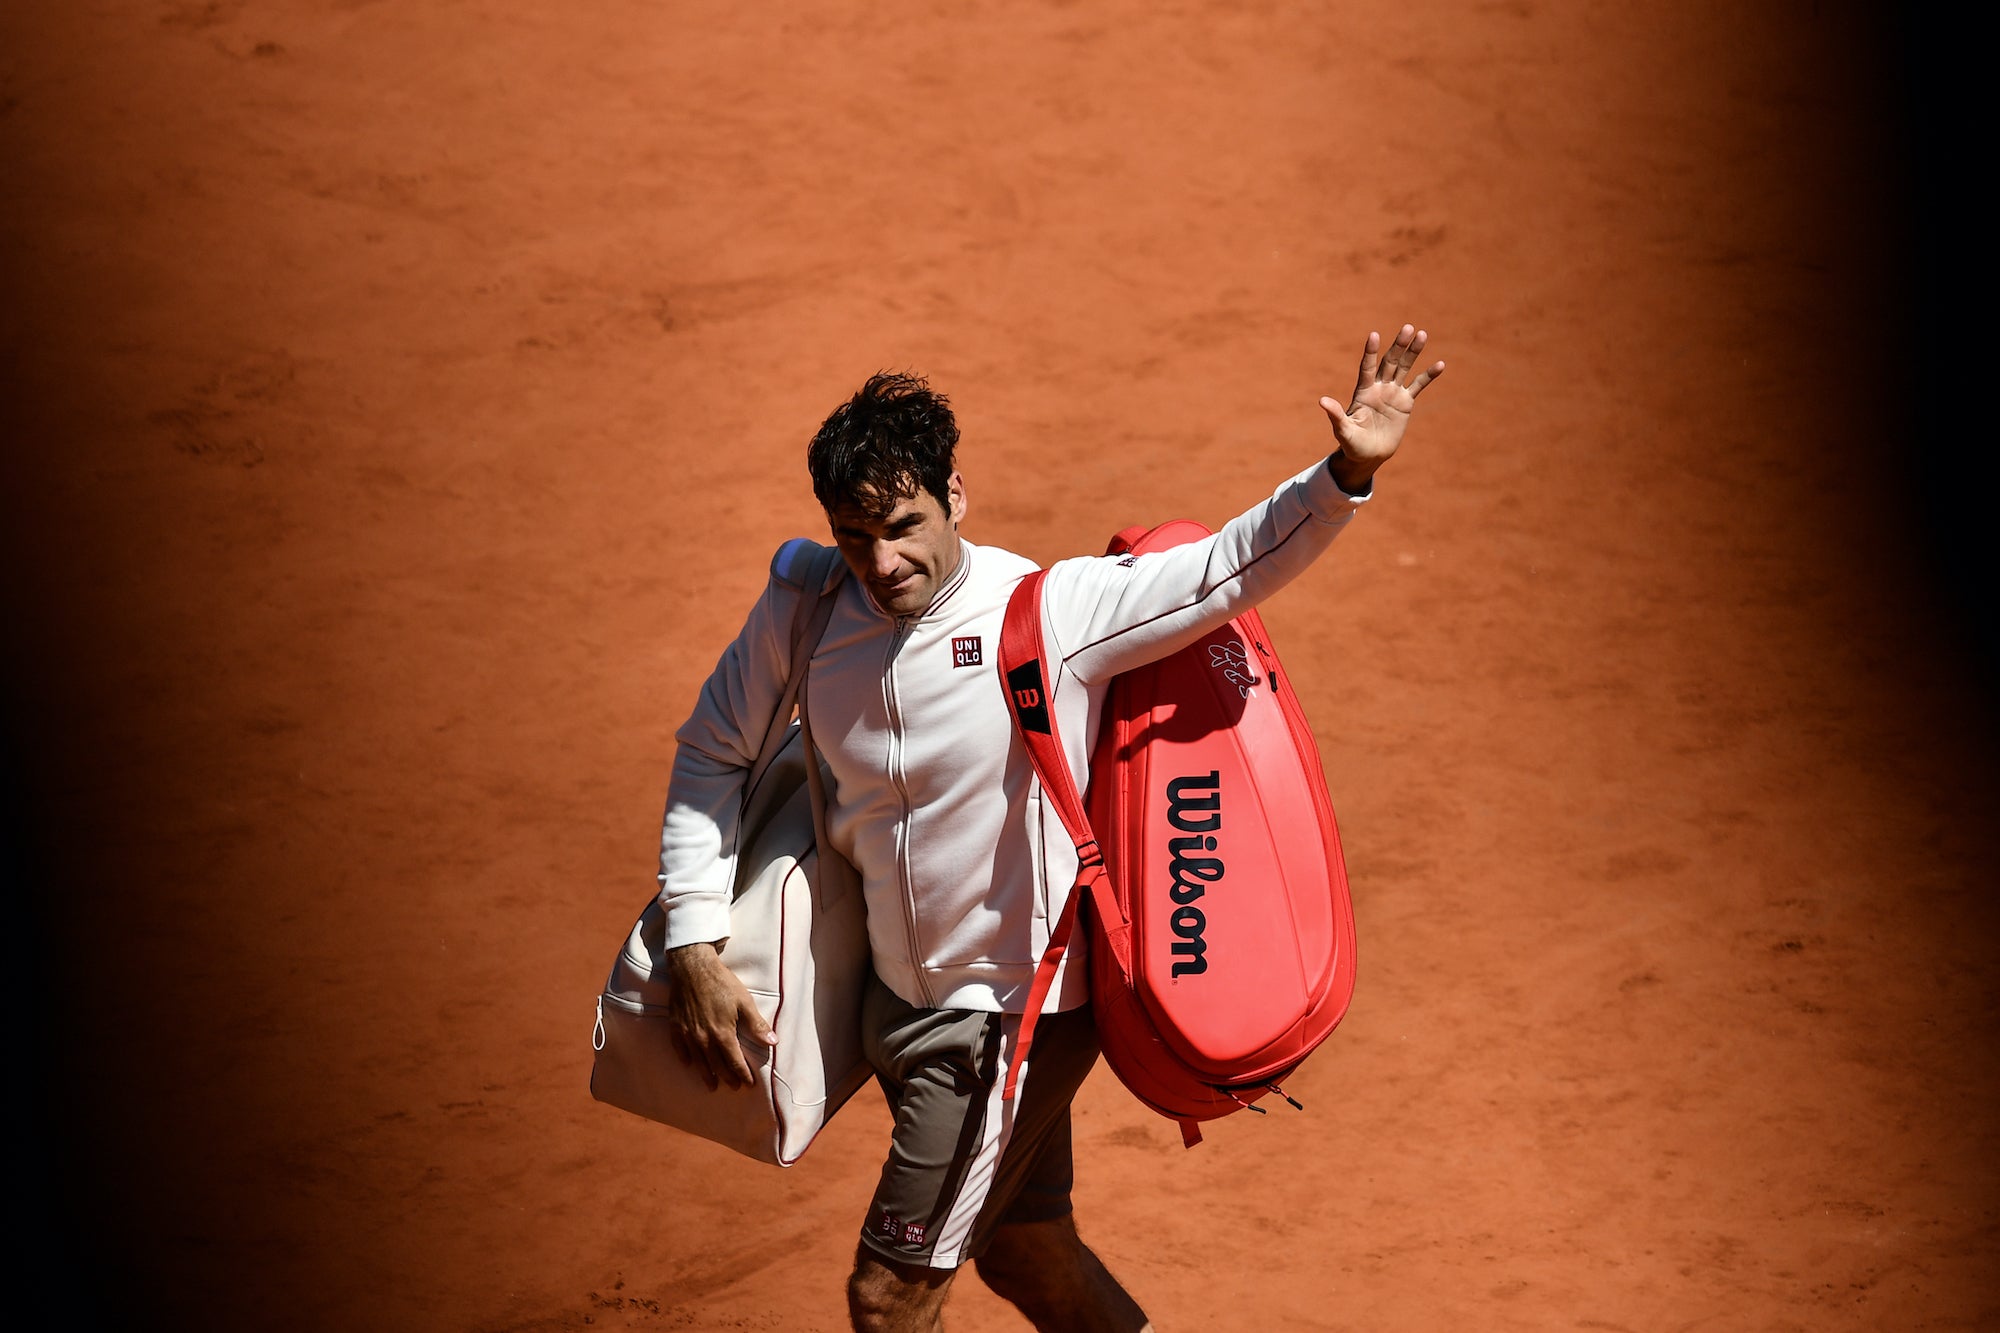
659, 458, 1368, 1014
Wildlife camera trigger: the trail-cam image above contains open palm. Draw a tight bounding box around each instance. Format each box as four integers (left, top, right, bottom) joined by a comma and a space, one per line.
1320, 324, 1444, 487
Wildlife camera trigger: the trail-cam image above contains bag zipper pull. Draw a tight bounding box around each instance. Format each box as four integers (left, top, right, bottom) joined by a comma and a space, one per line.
592, 996, 607, 1052
1267, 1082, 1303, 1111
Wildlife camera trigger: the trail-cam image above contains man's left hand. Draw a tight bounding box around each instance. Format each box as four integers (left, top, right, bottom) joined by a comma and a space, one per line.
1322, 323, 1444, 494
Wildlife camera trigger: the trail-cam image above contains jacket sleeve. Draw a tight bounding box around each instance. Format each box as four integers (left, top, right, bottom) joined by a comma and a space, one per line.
1040, 457, 1368, 685
654, 543, 815, 948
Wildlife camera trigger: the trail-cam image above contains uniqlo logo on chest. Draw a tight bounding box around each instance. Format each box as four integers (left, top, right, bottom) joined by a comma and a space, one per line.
952, 635, 983, 668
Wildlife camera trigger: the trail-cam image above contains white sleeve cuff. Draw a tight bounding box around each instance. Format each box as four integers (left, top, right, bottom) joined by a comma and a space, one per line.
1300, 457, 1373, 519
658, 893, 733, 951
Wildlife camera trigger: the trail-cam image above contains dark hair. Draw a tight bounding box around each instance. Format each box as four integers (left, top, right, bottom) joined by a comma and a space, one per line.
807, 371, 958, 518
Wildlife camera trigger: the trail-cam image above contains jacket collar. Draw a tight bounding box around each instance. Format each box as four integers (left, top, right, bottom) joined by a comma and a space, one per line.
924, 538, 974, 618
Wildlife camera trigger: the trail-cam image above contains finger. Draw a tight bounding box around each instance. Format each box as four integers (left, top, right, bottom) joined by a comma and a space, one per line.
684, 1020, 727, 1089
717, 1033, 756, 1088
1319, 395, 1355, 445
725, 1002, 775, 1086
742, 1003, 778, 1048
1353, 330, 1382, 399
1402, 329, 1428, 382
696, 1008, 744, 1080
734, 1033, 772, 1082
1407, 359, 1446, 397
1384, 324, 1417, 383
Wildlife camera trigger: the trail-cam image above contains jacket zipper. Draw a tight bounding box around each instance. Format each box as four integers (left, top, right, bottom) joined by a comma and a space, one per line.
883, 613, 937, 1007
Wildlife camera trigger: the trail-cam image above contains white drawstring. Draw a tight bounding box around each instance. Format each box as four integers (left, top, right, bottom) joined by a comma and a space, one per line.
592, 996, 606, 1052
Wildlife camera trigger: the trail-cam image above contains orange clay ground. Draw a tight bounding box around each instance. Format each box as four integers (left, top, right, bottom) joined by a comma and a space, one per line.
4, 3, 1993, 1330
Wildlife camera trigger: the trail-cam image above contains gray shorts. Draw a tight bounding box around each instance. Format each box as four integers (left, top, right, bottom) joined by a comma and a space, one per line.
857, 972, 1100, 1271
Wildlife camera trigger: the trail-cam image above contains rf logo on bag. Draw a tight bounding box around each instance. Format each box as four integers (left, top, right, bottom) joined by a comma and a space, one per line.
952, 635, 983, 667
1207, 640, 1260, 698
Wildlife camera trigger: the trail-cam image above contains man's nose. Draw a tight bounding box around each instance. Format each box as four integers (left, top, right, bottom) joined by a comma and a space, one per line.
869, 542, 901, 578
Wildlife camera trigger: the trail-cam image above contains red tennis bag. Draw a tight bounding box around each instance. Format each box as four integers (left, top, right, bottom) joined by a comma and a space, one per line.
999, 520, 1358, 1146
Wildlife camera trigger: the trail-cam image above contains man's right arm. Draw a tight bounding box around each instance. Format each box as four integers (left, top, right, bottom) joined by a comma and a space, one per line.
655, 551, 806, 1088
657, 571, 794, 943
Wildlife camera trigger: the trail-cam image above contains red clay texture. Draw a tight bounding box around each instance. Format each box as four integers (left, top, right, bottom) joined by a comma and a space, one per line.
3, 3, 1992, 1331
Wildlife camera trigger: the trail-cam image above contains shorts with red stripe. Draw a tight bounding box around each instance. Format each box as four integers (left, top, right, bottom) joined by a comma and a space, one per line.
857, 970, 1101, 1271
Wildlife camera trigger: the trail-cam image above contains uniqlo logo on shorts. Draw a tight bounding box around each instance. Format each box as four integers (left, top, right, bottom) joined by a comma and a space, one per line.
876, 1210, 902, 1239
902, 1221, 927, 1245
952, 636, 983, 668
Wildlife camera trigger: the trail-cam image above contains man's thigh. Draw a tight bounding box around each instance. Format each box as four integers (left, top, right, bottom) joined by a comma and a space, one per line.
857, 973, 1100, 1272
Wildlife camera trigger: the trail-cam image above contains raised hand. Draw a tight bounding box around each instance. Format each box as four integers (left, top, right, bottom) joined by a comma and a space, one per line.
1320, 324, 1444, 494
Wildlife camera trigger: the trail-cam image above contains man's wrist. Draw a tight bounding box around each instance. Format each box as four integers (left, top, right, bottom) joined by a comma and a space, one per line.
667, 940, 722, 971
1327, 451, 1377, 497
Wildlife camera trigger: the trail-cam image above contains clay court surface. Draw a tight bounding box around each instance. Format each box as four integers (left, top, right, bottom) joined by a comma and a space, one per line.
4, 2, 1993, 1329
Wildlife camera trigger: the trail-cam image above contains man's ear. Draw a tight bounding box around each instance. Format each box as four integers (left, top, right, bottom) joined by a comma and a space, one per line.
947, 471, 967, 526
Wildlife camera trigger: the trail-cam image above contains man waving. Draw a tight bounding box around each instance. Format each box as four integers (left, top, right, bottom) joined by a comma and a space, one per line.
658, 326, 1444, 1331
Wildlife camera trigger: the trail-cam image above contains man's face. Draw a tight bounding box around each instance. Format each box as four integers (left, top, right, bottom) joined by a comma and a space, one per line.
826, 473, 967, 619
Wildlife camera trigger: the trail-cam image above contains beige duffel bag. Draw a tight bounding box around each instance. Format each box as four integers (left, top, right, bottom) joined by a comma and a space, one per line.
590, 545, 871, 1165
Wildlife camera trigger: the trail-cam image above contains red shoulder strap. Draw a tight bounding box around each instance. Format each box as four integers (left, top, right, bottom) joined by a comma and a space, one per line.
996, 571, 1108, 1101
999, 573, 1093, 843
996, 559, 1204, 1148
